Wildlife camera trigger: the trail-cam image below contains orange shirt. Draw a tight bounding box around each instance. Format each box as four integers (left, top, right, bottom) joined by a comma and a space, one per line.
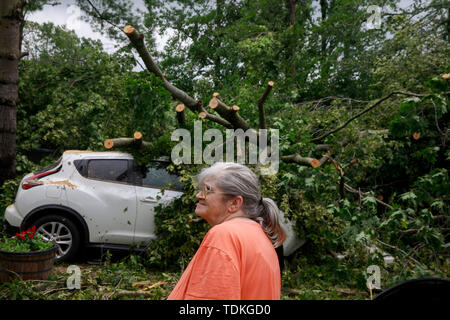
167, 219, 280, 300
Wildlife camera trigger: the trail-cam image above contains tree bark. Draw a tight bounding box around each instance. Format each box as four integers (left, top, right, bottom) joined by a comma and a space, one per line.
320, 0, 327, 59
213, 0, 224, 89
285, 0, 299, 75
447, 7, 450, 42
286, 0, 297, 26
0, 0, 24, 185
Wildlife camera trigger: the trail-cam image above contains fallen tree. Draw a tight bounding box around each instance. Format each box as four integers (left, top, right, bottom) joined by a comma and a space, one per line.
106, 24, 439, 209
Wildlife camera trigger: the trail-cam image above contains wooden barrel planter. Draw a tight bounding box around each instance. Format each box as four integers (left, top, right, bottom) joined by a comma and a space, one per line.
0, 246, 57, 282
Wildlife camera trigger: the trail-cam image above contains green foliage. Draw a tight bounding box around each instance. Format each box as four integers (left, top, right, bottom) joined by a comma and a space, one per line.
0, 178, 21, 231
18, 22, 130, 152
144, 165, 210, 271
0, 153, 57, 232
281, 255, 369, 299
380, 168, 449, 253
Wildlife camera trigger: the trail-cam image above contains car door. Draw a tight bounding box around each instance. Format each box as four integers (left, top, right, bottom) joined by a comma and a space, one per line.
133, 161, 184, 245
68, 158, 137, 244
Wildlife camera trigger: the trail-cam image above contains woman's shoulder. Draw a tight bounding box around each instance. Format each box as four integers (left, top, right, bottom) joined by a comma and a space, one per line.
202, 219, 271, 258
207, 219, 261, 241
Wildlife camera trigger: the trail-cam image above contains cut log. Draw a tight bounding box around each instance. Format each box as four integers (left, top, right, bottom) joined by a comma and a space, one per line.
134, 131, 143, 140
206, 96, 249, 130
281, 154, 321, 167
104, 131, 152, 149
175, 103, 185, 125
123, 25, 135, 34
209, 97, 219, 109
175, 104, 185, 112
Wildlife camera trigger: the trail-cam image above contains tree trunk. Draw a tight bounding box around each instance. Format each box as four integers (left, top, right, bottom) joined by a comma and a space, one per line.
447, 7, 450, 42
286, 0, 296, 26
320, 0, 327, 59
0, 0, 24, 186
213, 0, 224, 90
285, 0, 298, 75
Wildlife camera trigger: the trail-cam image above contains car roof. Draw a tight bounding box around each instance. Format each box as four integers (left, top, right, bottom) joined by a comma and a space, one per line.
63, 150, 133, 159
62, 151, 173, 163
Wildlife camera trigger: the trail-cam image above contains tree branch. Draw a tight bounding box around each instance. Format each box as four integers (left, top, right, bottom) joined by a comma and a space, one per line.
257, 81, 274, 129
198, 108, 233, 128
124, 25, 199, 109
344, 183, 393, 210
311, 91, 425, 142
124, 25, 247, 130
281, 154, 321, 167
208, 94, 249, 130
85, 0, 122, 31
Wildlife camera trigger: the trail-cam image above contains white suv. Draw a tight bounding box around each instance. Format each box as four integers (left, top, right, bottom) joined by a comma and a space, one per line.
4, 150, 303, 262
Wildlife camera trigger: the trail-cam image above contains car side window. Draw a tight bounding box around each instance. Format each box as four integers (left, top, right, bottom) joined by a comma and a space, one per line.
86, 159, 129, 183
136, 161, 184, 191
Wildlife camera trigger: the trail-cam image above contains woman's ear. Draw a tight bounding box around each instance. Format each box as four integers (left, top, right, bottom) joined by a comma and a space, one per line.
228, 196, 244, 213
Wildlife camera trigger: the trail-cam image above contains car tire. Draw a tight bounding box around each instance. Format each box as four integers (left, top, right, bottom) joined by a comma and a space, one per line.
33, 214, 81, 262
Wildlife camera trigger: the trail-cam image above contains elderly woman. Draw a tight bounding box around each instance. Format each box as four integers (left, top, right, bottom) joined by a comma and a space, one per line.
168, 162, 286, 300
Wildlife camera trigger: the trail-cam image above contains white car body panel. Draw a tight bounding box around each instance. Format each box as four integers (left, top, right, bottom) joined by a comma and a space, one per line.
64, 152, 137, 244
4, 204, 22, 227
134, 186, 183, 244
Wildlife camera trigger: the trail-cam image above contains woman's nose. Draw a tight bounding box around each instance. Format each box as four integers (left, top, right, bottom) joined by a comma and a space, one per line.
196, 191, 205, 200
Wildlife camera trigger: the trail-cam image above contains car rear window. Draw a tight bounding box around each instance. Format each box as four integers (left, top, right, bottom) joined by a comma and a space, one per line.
86, 159, 129, 183
33, 156, 62, 175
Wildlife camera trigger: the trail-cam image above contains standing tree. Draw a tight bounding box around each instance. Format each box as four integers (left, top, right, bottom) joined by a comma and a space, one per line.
0, 0, 57, 185
0, 0, 25, 185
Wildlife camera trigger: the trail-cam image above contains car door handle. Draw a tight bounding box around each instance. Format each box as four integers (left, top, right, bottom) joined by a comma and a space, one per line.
140, 196, 157, 203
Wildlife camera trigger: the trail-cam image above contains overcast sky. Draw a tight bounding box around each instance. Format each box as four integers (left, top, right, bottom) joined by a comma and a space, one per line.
26, 0, 166, 53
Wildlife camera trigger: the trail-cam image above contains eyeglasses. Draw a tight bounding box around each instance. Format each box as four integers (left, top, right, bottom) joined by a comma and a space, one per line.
197, 184, 226, 199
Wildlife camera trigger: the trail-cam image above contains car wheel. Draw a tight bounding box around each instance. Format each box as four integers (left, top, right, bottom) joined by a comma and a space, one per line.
34, 215, 80, 262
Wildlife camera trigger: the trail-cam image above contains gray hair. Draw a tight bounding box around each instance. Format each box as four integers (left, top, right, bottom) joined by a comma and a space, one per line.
197, 162, 286, 248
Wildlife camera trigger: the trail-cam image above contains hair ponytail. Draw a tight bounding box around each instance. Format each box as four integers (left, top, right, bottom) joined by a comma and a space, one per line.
258, 198, 286, 248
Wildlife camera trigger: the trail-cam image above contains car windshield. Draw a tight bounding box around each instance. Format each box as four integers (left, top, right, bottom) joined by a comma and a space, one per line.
138, 161, 184, 191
